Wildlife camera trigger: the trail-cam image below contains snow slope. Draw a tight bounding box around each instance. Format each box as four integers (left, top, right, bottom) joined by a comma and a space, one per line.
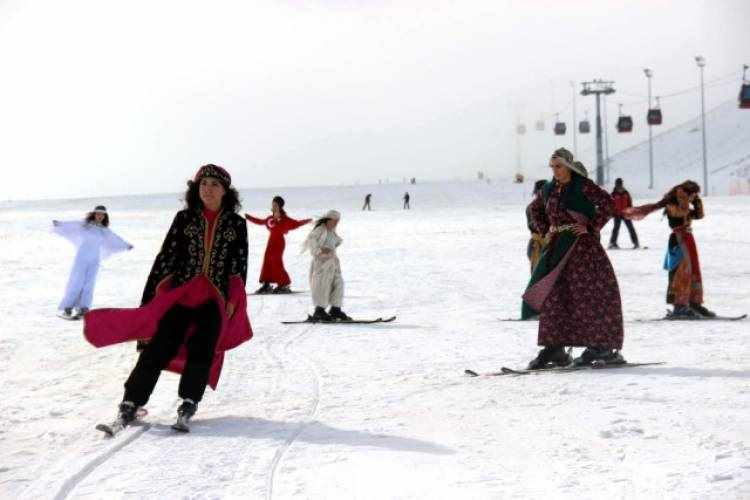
606, 100, 750, 197
1, 181, 749, 499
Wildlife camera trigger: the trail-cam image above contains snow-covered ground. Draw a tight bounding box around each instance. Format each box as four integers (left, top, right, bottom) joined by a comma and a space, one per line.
1, 181, 749, 499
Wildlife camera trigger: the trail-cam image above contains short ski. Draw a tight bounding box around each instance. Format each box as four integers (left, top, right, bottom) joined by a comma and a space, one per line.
58, 313, 82, 321
499, 317, 538, 322
171, 415, 191, 433
465, 362, 665, 377
634, 311, 746, 322
248, 290, 307, 296
96, 408, 148, 437
282, 315, 396, 325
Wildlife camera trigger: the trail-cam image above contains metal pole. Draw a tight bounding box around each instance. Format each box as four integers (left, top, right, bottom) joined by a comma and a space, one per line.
571, 81, 578, 157
645, 69, 654, 189
602, 94, 610, 183
595, 93, 604, 185
699, 65, 708, 195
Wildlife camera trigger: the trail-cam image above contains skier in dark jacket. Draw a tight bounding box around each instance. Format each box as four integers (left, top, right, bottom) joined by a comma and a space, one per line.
609, 178, 639, 249
403, 192, 410, 210
362, 194, 372, 211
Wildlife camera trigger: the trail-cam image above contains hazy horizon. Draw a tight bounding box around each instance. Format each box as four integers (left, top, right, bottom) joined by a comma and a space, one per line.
1, 0, 747, 201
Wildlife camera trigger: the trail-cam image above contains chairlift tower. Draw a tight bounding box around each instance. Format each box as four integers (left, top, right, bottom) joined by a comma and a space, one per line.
581, 80, 616, 186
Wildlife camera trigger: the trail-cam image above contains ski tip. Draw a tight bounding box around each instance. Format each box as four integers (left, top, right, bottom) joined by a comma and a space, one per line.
464, 369, 479, 377
95, 423, 115, 437
171, 424, 190, 433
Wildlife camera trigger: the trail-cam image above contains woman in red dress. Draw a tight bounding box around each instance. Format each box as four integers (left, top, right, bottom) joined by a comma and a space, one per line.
246, 196, 311, 294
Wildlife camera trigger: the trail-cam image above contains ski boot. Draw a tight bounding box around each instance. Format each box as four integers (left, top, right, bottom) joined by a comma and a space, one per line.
273, 284, 292, 294
255, 283, 272, 294
61, 308, 74, 319
574, 347, 626, 367
328, 306, 352, 322
671, 304, 702, 319
95, 400, 139, 436
608, 243, 619, 250
690, 302, 716, 318
311, 306, 332, 322
75, 307, 89, 319
527, 345, 571, 370
172, 399, 197, 433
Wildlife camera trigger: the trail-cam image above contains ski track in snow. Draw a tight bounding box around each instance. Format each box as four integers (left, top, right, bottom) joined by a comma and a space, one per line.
2, 182, 750, 499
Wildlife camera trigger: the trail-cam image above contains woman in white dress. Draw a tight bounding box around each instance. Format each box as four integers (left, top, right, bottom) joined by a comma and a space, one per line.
302, 210, 351, 321
53, 205, 132, 319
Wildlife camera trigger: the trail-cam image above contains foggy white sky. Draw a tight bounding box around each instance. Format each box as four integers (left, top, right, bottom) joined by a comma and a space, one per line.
0, 0, 747, 200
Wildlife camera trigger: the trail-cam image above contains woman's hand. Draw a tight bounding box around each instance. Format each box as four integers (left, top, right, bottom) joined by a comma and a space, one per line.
571, 223, 589, 236
226, 302, 235, 319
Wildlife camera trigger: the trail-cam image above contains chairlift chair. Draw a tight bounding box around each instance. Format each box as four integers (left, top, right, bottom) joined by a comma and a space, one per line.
553, 115, 566, 135
740, 65, 750, 109
616, 104, 633, 133
535, 119, 545, 131
517, 123, 527, 135
647, 97, 662, 125
579, 110, 591, 134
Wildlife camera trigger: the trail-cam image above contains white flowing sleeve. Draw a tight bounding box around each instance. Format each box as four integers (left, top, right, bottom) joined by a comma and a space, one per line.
52, 220, 86, 246
101, 229, 134, 259
302, 225, 325, 257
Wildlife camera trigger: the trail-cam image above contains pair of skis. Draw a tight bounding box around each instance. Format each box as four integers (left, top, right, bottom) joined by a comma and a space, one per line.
465, 361, 665, 378
281, 315, 396, 325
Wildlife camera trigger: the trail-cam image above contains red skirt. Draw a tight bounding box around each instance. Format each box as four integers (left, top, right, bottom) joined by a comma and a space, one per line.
83, 275, 252, 390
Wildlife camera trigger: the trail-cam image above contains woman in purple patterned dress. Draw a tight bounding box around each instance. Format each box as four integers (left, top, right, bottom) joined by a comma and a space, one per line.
522, 148, 625, 369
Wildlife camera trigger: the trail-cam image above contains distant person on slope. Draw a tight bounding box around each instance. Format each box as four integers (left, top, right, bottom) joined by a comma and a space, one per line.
52, 206, 133, 319
403, 191, 411, 210
523, 148, 625, 369
362, 193, 372, 211
526, 180, 548, 274
84, 164, 252, 433
608, 178, 639, 249
302, 210, 351, 322
246, 196, 311, 294
624, 180, 714, 319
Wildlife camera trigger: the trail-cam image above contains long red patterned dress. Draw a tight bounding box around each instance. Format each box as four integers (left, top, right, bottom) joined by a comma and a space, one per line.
246, 214, 311, 286
523, 177, 624, 350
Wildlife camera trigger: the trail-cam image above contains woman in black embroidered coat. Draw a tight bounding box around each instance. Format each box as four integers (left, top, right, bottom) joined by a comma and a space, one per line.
84, 164, 252, 431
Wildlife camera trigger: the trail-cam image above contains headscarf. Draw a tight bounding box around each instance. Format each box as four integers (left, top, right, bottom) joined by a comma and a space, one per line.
551, 148, 588, 178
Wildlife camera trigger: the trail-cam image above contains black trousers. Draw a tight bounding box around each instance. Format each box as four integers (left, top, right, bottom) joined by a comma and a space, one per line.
610, 216, 639, 246
124, 301, 221, 406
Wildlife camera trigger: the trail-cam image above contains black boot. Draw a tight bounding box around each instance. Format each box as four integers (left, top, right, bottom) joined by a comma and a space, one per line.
173, 399, 197, 433
574, 347, 626, 367
690, 303, 716, 318
273, 284, 292, 294
527, 345, 571, 370
255, 283, 272, 294
328, 306, 352, 321
61, 308, 73, 318
311, 306, 332, 322
118, 400, 138, 426
671, 304, 701, 319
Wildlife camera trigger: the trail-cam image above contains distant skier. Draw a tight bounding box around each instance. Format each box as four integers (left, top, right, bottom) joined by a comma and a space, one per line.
302, 210, 351, 321
246, 196, 311, 294
403, 192, 411, 210
624, 180, 715, 319
52, 206, 132, 319
526, 180, 548, 274
362, 193, 372, 211
84, 164, 252, 433
608, 178, 639, 249
523, 148, 625, 369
